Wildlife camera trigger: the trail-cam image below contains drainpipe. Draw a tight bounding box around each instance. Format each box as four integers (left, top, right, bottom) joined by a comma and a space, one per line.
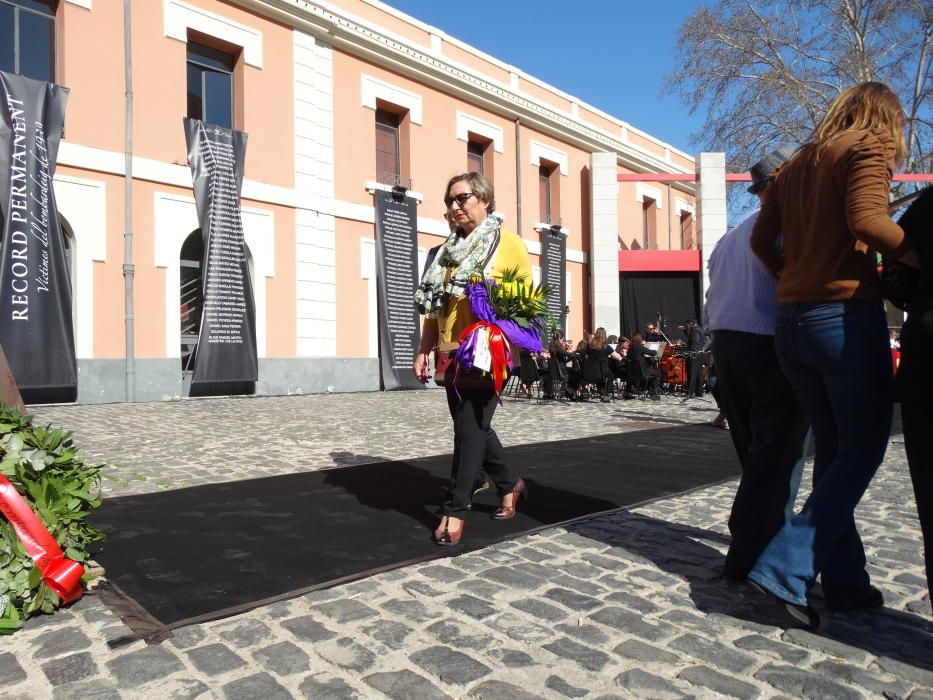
667, 183, 673, 250
123, 0, 135, 401
514, 118, 522, 235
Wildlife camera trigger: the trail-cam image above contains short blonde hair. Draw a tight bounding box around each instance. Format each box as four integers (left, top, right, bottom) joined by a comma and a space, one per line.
812, 82, 907, 165
445, 172, 495, 214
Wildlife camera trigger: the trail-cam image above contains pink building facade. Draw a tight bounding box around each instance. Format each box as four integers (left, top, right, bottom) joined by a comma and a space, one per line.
5, 0, 697, 402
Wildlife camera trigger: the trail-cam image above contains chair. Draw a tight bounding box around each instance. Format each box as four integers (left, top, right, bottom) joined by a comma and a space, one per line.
625, 357, 650, 399
515, 353, 540, 400
580, 353, 612, 402
541, 354, 569, 402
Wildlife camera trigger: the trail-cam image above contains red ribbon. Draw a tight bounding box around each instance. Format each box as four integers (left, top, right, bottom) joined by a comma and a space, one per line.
458, 321, 512, 396
0, 475, 84, 604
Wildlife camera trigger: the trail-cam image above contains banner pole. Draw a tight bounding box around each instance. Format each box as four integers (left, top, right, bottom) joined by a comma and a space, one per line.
123, 0, 136, 402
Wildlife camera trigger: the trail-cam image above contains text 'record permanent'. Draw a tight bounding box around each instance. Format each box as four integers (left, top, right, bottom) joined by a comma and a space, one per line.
0, 71, 76, 404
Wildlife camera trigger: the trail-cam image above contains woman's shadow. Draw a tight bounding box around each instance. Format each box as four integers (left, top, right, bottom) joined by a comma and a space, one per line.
321, 450, 448, 530
569, 511, 933, 674
321, 449, 619, 547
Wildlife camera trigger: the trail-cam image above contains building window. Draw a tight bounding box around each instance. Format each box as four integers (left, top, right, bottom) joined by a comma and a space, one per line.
466, 135, 494, 182
642, 197, 657, 250
0, 0, 56, 83
374, 102, 411, 187
186, 41, 234, 129
467, 139, 484, 174
375, 107, 399, 185
539, 162, 559, 225
680, 211, 694, 249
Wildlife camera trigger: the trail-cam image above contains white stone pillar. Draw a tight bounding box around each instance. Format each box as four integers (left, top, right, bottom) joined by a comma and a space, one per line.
696, 152, 727, 309
590, 152, 620, 332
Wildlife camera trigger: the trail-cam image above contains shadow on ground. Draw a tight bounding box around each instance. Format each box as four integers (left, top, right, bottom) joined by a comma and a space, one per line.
571, 512, 932, 675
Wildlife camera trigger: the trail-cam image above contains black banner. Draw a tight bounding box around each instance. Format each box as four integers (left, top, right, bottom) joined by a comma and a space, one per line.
0, 72, 75, 404
374, 189, 422, 390
539, 226, 567, 334
183, 119, 257, 390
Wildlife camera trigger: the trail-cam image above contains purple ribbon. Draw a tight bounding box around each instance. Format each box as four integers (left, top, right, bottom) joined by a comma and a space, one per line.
464, 283, 545, 353
454, 326, 481, 372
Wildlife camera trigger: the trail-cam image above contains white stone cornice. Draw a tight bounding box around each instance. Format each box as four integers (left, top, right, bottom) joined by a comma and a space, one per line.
360, 74, 423, 124
456, 112, 504, 153
164, 0, 264, 68
228, 0, 694, 184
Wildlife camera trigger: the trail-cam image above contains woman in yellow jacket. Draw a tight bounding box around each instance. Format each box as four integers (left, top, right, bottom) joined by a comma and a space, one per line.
413, 172, 530, 545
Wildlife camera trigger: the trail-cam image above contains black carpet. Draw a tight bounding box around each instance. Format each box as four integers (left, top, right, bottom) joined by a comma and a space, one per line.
90, 423, 739, 633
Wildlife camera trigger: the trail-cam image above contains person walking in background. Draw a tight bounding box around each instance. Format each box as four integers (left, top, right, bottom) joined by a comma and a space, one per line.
892, 186, 933, 604
413, 172, 530, 546
705, 148, 809, 582
748, 82, 919, 627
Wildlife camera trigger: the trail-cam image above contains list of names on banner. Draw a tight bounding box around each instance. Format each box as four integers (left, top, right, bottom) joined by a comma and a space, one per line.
202, 132, 247, 346
541, 229, 566, 325
380, 201, 418, 367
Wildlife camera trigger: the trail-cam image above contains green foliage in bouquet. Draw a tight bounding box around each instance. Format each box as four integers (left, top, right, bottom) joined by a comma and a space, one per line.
0, 405, 104, 633
486, 267, 554, 330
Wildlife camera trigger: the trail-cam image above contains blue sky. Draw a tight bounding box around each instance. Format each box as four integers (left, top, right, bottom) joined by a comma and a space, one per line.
383, 0, 707, 155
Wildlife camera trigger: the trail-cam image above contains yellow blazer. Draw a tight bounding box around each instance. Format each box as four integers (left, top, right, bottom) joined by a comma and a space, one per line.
428, 229, 532, 352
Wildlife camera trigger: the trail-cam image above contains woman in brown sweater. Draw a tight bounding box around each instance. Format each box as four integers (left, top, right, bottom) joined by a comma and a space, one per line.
747, 82, 917, 628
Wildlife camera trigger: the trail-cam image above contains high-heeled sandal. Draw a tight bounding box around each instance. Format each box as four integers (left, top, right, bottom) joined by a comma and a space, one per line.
433, 517, 464, 546
492, 478, 527, 520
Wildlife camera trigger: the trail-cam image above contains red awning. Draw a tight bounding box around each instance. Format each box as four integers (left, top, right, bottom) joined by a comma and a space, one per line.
619, 250, 701, 273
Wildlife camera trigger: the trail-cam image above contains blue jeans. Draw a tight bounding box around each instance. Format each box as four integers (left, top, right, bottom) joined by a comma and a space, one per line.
748, 300, 892, 606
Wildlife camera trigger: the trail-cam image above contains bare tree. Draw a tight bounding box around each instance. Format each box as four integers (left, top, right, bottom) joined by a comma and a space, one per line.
667, 0, 932, 188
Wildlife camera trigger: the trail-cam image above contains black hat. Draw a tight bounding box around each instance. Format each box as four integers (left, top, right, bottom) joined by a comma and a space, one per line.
747, 147, 795, 194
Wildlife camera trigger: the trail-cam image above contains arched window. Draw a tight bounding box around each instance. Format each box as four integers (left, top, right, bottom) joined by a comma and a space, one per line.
180, 229, 203, 371
179, 229, 254, 372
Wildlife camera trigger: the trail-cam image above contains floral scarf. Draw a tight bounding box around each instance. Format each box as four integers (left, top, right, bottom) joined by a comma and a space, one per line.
414, 214, 502, 319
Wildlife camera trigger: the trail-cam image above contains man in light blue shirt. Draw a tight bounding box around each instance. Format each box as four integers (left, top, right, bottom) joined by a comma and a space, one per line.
705, 148, 809, 581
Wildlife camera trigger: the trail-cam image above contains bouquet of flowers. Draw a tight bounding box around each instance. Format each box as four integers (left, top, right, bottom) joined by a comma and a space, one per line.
452, 267, 554, 398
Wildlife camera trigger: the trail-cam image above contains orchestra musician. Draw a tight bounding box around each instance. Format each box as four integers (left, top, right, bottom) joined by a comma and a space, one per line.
681, 319, 706, 398
627, 334, 661, 399
644, 322, 664, 343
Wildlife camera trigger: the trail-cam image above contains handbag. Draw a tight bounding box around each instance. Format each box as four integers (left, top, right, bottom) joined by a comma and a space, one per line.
433, 351, 493, 391
880, 255, 920, 311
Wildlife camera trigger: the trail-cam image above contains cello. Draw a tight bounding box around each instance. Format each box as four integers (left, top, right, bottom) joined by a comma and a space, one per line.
655, 313, 687, 387
660, 342, 687, 386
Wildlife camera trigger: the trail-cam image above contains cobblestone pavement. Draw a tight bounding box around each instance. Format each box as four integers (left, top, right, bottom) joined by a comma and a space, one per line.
2, 390, 931, 699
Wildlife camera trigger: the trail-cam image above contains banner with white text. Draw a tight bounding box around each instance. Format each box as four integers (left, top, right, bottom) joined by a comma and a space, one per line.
0, 71, 75, 404
374, 189, 422, 390
539, 226, 567, 334
183, 118, 257, 392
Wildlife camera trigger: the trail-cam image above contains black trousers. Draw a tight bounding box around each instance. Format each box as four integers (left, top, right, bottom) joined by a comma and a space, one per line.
442, 385, 518, 517
686, 354, 705, 396
713, 330, 810, 579
902, 402, 933, 603
644, 368, 661, 395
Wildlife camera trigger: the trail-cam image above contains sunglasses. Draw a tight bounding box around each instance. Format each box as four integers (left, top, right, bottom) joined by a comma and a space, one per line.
444, 192, 477, 208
